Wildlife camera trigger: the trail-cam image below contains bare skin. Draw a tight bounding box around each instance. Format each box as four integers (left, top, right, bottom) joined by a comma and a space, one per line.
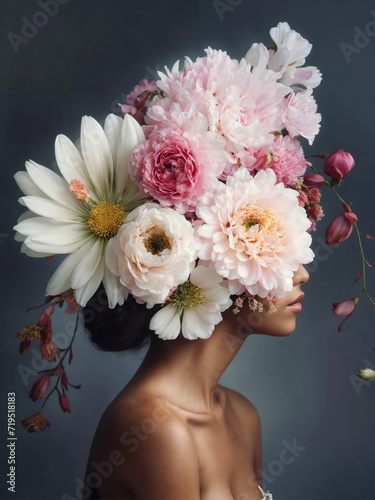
84, 265, 309, 500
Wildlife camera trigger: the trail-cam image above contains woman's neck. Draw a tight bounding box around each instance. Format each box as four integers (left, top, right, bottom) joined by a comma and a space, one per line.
130, 319, 247, 414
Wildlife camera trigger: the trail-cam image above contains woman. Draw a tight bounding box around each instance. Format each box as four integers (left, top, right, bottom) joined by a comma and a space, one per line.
84, 264, 309, 500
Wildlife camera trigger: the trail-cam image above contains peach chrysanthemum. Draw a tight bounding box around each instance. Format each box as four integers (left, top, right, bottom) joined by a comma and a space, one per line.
196, 168, 314, 298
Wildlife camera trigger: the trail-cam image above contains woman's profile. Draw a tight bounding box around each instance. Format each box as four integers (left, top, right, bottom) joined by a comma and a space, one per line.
84, 265, 309, 499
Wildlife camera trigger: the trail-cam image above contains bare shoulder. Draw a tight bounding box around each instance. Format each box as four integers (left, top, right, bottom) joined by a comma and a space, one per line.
220, 385, 261, 428
220, 385, 262, 475
86, 395, 200, 499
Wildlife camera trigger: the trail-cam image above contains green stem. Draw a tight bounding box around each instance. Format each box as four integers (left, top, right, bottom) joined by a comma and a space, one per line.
40, 309, 80, 411
307, 165, 374, 306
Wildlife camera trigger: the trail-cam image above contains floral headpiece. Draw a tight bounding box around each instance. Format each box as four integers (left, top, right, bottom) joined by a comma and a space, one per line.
14, 22, 374, 432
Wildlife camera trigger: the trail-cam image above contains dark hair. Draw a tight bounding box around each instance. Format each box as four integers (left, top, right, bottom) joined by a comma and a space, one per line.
84, 286, 161, 353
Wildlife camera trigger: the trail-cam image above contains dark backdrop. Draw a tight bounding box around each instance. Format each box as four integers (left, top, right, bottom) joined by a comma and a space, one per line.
0, 1, 374, 499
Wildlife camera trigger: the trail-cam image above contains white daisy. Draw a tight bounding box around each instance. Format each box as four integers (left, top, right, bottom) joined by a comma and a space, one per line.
149, 265, 232, 340
13, 114, 149, 307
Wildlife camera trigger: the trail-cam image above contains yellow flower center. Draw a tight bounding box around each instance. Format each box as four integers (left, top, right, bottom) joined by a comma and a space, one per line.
87, 202, 126, 239
239, 207, 279, 236
170, 280, 205, 309
144, 232, 171, 255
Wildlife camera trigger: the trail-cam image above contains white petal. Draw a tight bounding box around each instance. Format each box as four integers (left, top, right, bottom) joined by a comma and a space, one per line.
55, 134, 97, 199
102, 265, 129, 309
114, 114, 145, 196
80, 116, 114, 196
190, 265, 222, 289
71, 238, 104, 289
21, 196, 81, 222
149, 305, 181, 340
24, 235, 91, 255
14, 217, 86, 238
25, 160, 82, 211
20, 243, 52, 258
14, 171, 46, 198
182, 308, 213, 340
74, 254, 105, 307
46, 239, 96, 295
104, 114, 123, 166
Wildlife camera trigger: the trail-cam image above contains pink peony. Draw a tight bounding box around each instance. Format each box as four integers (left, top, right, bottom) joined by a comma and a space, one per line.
129, 116, 225, 214
282, 89, 321, 145
252, 135, 309, 185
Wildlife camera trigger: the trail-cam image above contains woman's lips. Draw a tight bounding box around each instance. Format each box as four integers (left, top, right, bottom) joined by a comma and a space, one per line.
287, 293, 305, 313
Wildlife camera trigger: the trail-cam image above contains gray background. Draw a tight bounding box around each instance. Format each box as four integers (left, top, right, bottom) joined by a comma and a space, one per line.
1, 0, 374, 499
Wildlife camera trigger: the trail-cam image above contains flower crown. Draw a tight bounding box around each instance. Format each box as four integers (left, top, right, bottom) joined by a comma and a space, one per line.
14, 22, 374, 432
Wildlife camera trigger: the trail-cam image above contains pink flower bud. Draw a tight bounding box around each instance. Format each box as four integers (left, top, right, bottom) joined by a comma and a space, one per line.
332, 299, 355, 317
324, 150, 355, 179
325, 211, 357, 247
69, 179, 89, 202
303, 173, 325, 187
307, 187, 321, 204
28, 373, 51, 401
309, 204, 324, 222
298, 191, 308, 207
58, 392, 71, 413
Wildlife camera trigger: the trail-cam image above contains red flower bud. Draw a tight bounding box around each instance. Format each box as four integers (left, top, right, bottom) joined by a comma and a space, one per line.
58, 392, 71, 413
324, 150, 355, 180
40, 339, 59, 362
303, 173, 325, 187
28, 373, 51, 401
325, 211, 358, 247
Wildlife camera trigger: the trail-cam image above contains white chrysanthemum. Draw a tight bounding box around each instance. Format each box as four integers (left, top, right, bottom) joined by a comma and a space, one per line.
13, 114, 149, 307
106, 203, 201, 308
196, 168, 314, 298
149, 265, 232, 340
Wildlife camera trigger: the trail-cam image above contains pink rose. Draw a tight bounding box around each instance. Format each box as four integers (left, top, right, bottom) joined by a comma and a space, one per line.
324, 150, 355, 179
129, 126, 222, 214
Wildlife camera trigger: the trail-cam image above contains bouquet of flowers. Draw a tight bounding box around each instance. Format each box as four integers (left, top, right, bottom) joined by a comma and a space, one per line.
13, 22, 374, 432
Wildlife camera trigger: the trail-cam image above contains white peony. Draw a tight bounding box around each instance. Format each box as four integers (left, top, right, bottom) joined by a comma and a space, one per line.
196, 168, 314, 298
13, 114, 149, 307
149, 265, 232, 340
106, 203, 201, 307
